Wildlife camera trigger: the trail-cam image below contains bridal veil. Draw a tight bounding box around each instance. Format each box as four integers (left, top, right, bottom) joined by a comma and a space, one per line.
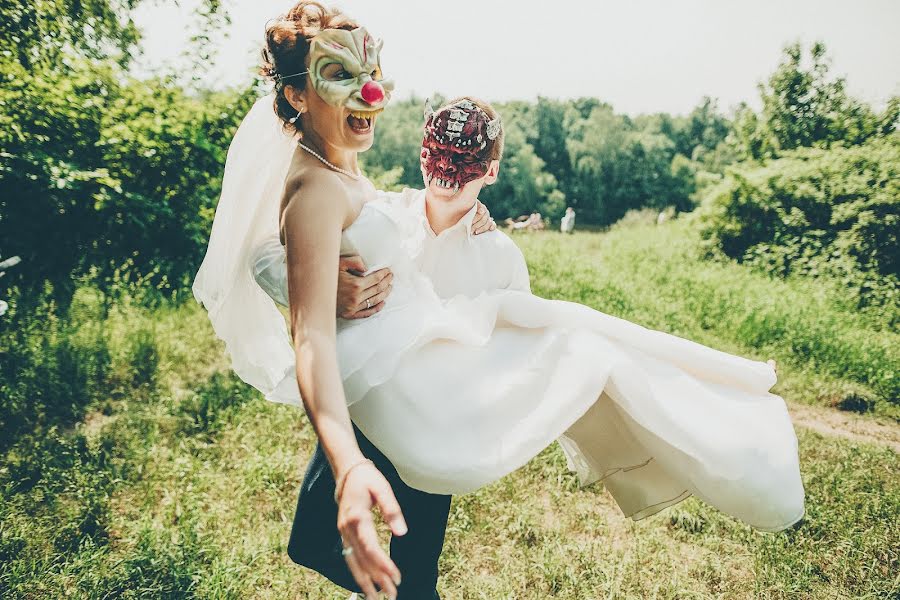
192, 94, 302, 406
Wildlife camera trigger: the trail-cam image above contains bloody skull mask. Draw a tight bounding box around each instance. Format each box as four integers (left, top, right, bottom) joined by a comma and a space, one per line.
420, 98, 501, 193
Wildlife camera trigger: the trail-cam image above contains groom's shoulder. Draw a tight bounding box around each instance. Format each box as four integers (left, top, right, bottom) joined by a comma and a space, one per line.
471, 229, 530, 291
472, 228, 525, 259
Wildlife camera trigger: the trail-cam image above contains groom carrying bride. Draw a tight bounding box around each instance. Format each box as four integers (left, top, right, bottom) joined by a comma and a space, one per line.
254, 96, 525, 599
200, 5, 802, 599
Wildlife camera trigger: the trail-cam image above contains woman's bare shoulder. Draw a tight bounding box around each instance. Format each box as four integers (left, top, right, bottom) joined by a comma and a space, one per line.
283, 158, 354, 209
280, 162, 354, 242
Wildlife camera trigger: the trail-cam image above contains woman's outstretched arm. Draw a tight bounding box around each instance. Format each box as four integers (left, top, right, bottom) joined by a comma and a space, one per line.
281, 170, 405, 599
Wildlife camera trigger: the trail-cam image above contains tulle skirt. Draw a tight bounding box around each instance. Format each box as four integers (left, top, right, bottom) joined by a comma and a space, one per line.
338, 288, 805, 532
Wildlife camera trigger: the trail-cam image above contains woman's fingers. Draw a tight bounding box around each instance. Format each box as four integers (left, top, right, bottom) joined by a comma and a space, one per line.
338, 471, 403, 597
473, 218, 495, 235
355, 519, 401, 591
374, 571, 398, 599
372, 570, 397, 600
345, 517, 398, 599
343, 518, 386, 600
471, 201, 492, 235
337, 465, 405, 598
342, 543, 377, 599
371, 480, 408, 538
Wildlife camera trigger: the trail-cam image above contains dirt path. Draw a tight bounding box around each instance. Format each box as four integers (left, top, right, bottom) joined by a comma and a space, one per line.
788, 403, 900, 453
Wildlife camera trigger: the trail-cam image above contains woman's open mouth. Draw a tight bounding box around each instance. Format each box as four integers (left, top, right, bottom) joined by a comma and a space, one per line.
347, 109, 382, 134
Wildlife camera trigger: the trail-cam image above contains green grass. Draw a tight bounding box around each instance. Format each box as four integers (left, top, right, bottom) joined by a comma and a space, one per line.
1, 220, 898, 599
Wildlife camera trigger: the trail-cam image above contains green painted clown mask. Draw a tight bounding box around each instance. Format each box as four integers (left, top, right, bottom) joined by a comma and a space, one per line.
307, 27, 394, 117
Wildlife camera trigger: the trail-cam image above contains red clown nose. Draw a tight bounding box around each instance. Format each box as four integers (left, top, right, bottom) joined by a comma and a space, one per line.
361, 80, 385, 105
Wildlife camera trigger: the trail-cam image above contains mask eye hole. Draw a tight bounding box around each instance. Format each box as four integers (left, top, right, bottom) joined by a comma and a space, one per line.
320, 62, 354, 81
371, 66, 383, 80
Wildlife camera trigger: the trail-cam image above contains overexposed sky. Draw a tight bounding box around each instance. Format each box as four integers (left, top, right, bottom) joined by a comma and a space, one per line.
131, 0, 900, 116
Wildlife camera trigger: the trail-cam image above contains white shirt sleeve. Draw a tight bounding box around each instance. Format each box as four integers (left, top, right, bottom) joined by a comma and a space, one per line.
506, 243, 532, 293
481, 232, 531, 293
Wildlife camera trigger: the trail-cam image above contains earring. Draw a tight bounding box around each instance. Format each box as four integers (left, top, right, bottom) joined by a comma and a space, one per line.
289, 108, 305, 124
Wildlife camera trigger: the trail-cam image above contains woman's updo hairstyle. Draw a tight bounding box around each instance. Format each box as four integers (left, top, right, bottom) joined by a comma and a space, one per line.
261, 1, 358, 134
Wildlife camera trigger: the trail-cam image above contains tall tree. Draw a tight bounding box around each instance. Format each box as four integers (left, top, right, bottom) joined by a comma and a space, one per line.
738, 41, 899, 159
481, 125, 565, 221
529, 98, 573, 200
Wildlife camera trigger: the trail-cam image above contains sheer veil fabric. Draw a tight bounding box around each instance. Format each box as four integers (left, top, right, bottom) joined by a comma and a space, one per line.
192, 94, 302, 405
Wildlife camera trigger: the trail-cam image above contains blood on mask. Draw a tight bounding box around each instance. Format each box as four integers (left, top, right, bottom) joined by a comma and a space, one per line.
421, 102, 494, 190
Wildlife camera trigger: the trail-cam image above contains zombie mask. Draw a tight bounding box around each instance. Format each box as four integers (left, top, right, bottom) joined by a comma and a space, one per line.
306, 26, 394, 116
420, 98, 502, 192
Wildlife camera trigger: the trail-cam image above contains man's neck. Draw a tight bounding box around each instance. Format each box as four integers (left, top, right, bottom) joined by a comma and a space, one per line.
424, 191, 475, 235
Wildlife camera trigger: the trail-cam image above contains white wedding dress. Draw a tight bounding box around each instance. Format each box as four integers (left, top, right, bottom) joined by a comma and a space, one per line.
255, 197, 805, 533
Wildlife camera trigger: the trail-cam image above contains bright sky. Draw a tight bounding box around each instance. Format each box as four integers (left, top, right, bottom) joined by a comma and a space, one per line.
131, 0, 900, 116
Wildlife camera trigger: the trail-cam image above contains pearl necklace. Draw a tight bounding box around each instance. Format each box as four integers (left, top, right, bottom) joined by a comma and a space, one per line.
298, 141, 361, 180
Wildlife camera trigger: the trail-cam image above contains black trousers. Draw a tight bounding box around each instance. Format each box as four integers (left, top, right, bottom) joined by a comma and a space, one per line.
287, 422, 452, 599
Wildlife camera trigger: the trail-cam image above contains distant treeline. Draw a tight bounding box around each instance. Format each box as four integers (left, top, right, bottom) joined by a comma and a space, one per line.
365, 94, 726, 226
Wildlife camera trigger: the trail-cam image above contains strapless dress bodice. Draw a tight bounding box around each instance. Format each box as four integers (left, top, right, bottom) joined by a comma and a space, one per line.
251, 199, 432, 317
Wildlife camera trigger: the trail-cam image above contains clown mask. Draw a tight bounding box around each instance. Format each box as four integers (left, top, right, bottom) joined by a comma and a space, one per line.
420, 98, 502, 194
307, 26, 394, 128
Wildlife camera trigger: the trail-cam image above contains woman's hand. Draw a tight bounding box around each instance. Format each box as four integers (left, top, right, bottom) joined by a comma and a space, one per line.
337, 463, 407, 600
471, 199, 496, 235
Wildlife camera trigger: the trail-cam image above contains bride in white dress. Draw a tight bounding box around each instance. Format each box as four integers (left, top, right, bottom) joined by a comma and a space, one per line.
193, 6, 804, 596
269, 187, 805, 531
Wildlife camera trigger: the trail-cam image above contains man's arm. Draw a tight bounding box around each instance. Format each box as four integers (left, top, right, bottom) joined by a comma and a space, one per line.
252, 244, 393, 319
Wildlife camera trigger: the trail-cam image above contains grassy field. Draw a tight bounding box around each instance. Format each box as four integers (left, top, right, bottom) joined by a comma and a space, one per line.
1, 218, 898, 599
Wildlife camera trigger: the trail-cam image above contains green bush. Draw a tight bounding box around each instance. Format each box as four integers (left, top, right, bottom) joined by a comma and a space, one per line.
700, 134, 899, 317
0, 52, 256, 306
